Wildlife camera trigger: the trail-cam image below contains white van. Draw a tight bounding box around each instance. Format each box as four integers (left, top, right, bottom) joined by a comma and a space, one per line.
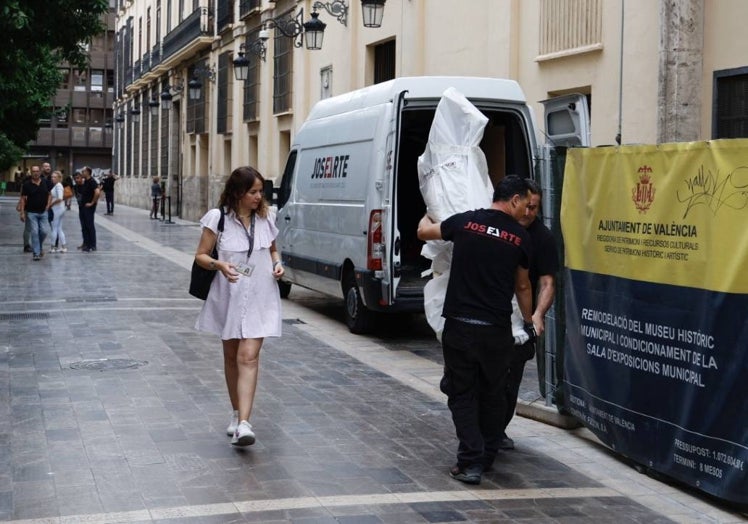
274, 76, 588, 333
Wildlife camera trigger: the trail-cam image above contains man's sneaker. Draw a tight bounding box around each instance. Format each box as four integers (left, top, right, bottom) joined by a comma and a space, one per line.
60, 246, 68, 253
226, 410, 239, 436
449, 464, 482, 485
231, 421, 255, 447
50, 247, 58, 253
32, 254, 41, 261
24, 245, 32, 253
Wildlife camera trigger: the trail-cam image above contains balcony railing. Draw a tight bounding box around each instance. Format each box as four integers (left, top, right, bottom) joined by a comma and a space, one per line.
539, 0, 602, 58
162, 6, 211, 62
151, 43, 161, 69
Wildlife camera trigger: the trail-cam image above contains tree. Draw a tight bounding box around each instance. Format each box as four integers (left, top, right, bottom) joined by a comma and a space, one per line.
0, 0, 109, 170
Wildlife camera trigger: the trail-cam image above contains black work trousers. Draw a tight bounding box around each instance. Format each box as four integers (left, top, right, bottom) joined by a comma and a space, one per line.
503, 341, 535, 433
441, 317, 514, 470
81, 204, 97, 249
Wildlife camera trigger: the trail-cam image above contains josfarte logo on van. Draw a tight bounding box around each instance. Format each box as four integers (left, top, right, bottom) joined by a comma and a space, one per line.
310, 154, 350, 179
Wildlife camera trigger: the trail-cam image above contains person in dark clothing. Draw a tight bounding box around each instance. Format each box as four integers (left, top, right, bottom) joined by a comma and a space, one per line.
19, 165, 51, 260
417, 175, 535, 486
102, 172, 119, 215
79, 166, 100, 252
150, 176, 163, 219
501, 178, 560, 449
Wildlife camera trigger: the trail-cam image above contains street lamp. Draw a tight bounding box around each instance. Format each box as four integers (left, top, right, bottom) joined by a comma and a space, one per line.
115, 112, 125, 129
188, 64, 215, 100
361, 0, 386, 28
232, 44, 251, 81
303, 11, 327, 51
130, 104, 141, 123
160, 85, 173, 110
148, 92, 160, 116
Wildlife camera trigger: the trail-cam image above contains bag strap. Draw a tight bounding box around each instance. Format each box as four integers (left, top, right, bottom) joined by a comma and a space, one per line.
217, 206, 225, 232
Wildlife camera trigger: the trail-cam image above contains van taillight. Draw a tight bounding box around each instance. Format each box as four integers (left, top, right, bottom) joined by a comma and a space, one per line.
367, 209, 383, 271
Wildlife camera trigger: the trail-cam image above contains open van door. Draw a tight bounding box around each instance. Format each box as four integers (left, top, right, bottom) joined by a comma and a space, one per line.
537, 93, 590, 410
541, 94, 591, 147
381, 90, 409, 309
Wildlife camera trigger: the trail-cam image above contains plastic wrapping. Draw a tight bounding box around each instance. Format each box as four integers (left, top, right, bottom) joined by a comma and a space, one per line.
417, 87, 493, 339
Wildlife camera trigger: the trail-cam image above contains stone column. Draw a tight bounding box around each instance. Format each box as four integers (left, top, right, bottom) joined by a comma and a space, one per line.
657, 0, 704, 143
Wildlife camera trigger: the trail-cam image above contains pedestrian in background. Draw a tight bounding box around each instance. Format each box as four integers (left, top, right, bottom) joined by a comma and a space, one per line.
79, 166, 100, 252
19, 165, 51, 261
150, 176, 162, 219
48, 171, 68, 253
62, 173, 74, 210
16, 168, 32, 252
417, 174, 535, 485
102, 171, 119, 215
193, 166, 285, 447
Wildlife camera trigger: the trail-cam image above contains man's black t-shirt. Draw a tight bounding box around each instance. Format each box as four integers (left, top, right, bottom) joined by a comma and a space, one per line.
102, 176, 115, 192
441, 208, 532, 325
21, 180, 50, 213
80, 177, 99, 205
526, 219, 560, 304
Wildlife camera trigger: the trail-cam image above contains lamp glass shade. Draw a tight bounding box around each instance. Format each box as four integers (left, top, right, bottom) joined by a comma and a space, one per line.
361, 0, 386, 28
131, 108, 140, 123
303, 12, 327, 51
233, 53, 250, 81
188, 78, 202, 100
161, 89, 173, 110
149, 100, 159, 117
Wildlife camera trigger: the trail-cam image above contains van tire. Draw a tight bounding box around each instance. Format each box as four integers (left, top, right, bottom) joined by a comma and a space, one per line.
343, 272, 375, 334
278, 280, 292, 299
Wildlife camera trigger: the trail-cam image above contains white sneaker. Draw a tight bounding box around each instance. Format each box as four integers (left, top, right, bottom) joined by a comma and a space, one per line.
50, 247, 58, 253
231, 421, 255, 447
60, 246, 68, 253
226, 410, 239, 436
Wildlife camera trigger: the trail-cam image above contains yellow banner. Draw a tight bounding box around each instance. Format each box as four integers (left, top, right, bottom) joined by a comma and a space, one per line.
561, 139, 748, 293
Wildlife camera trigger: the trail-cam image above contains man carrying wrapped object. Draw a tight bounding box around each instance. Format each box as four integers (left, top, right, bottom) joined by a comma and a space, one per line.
417, 174, 535, 485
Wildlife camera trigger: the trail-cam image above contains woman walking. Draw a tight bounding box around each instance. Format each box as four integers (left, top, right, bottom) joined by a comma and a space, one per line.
193, 166, 284, 447
49, 171, 67, 253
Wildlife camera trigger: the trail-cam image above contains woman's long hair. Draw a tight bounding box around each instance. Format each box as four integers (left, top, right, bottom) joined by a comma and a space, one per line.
218, 166, 269, 218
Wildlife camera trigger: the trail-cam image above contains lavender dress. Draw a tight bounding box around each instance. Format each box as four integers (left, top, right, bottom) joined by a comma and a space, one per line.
195, 208, 282, 340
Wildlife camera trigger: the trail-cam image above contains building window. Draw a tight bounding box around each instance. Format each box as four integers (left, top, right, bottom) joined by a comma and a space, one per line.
73, 69, 88, 91
187, 62, 206, 134
538, 0, 602, 58
217, 0, 234, 34
150, 94, 159, 177
89, 108, 105, 125
72, 108, 87, 124
242, 29, 260, 121
373, 40, 395, 84
59, 68, 71, 89
91, 70, 104, 92
217, 51, 232, 134
273, 16, 293, 114
713, 67, 748, 139
142, 95, 150, 177
239, 0, 260, 19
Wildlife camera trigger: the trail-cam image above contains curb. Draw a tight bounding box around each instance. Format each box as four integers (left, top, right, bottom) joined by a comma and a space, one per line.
517, 399, 583, 429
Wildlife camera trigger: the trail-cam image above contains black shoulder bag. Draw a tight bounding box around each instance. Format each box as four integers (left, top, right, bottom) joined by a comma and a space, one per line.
189, 207, 225, 300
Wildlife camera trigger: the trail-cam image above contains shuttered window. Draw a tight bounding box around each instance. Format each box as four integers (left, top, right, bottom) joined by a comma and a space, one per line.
714, 68, 748, 138
374, 40, 395, 84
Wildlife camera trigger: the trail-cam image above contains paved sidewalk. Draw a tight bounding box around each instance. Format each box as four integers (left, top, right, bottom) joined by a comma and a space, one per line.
0, 197, 745, 523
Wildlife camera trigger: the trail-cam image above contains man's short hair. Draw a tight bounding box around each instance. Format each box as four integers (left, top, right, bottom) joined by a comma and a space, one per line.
526, 178, 542, 198
493, 174, 531, 202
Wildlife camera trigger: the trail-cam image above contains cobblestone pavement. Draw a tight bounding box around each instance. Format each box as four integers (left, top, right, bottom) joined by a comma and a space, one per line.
0, 196, 745, 523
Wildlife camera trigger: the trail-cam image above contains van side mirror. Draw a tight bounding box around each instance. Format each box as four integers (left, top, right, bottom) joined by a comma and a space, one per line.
264, 179, 275, 205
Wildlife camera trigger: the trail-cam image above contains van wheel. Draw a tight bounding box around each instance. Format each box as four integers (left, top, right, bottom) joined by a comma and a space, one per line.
343, 272, 375, 334
278, 280, 292, 299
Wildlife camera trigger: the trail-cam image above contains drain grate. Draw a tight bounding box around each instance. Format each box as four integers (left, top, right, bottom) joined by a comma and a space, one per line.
0, 312, 50, 321
69, 358, 148, 371
283, 318, 306, 325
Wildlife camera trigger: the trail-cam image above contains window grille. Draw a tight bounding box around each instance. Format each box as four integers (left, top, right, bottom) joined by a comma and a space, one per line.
374, 40, 395, 84
242, 29, 260, 121
539, 0, 602, 57
217, 52, 231, 134
273, 16, 293, 114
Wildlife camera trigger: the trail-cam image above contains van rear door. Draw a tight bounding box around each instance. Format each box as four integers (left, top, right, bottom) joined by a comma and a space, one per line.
381, 90, 409, 307
541, 94, 591, 147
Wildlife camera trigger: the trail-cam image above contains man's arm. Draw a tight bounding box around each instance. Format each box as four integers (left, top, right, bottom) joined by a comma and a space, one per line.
92, 185, 101, 204
417, 214, 442, 241
531, 274, 556, 335
514, 266, 532, 322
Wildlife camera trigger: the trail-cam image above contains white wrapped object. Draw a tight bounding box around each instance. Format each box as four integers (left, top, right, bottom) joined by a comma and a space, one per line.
417, 87, 494, 339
